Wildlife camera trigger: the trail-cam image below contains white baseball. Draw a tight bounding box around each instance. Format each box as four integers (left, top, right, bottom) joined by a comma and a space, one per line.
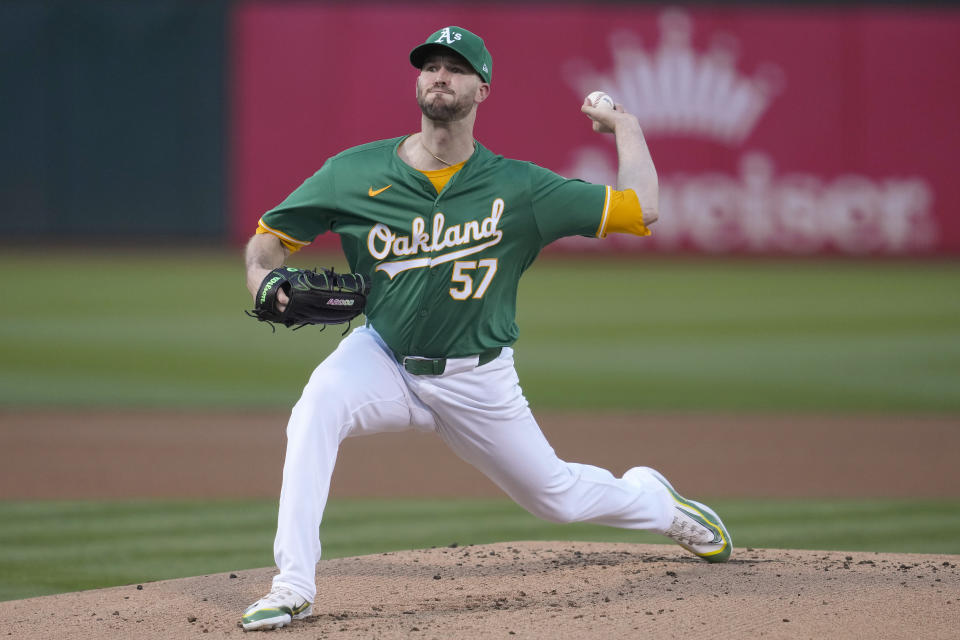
586, 91, 615, 110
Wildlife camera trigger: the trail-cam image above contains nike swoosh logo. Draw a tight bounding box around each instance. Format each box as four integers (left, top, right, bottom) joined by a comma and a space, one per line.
368, 185, 392, 197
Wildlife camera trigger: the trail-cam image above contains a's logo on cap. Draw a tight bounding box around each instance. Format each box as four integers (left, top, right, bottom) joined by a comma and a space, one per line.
482, 64, 488, 73
435, 27, 462, 44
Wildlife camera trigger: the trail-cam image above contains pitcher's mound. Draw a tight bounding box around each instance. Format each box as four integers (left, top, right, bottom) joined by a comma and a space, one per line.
1, 542, 956, 638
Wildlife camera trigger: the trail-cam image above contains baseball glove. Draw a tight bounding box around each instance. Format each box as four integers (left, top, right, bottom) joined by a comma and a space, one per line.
247, 267, 370, 330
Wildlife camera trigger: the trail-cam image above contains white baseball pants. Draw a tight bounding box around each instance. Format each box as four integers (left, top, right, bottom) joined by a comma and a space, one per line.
271, 325, 674, 602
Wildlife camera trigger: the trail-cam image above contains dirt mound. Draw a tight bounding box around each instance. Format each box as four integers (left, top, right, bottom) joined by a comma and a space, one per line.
1, 542, 956, 639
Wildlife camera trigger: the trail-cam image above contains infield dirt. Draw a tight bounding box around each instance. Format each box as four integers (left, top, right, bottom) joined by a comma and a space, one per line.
1, 410, 958, 638
3, 410, 958, 499
1, 542, 957, 639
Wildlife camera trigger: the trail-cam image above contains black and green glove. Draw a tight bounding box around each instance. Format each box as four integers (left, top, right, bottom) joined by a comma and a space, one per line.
247, 267, 370, 330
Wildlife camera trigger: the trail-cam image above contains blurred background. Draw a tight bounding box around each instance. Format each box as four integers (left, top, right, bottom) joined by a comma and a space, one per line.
1, 0, 958, 602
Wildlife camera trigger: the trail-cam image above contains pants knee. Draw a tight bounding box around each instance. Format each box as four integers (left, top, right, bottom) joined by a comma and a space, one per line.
288, 387, 354, 443
521, 495, 581, 525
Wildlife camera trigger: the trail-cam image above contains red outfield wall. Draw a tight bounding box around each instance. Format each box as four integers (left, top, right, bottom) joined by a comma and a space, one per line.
231, 4, 960, 255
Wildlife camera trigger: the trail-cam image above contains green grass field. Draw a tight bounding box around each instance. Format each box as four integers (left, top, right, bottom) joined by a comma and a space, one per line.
2, 498, 958, 602
0, 250, 958, 411
1, 249, 958, 602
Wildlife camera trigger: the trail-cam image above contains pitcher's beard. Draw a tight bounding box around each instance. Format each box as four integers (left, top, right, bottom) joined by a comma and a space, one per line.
417, 88, 473, 122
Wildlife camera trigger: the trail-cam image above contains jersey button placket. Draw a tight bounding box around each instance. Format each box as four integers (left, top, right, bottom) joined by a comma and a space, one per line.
409, 194, 443, 354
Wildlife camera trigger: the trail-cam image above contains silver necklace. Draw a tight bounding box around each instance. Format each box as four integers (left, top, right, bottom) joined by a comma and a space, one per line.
420, 139, 452, 167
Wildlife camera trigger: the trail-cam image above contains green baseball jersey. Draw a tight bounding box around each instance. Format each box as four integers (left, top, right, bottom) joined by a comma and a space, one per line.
260, 136, 610, 358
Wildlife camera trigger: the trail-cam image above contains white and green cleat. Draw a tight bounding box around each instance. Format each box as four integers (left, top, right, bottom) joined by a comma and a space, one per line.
241, 585, 312, 631
628, 466, 732, 563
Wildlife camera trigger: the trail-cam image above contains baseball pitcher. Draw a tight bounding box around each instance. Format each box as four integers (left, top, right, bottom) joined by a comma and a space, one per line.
241, 26, 731, 631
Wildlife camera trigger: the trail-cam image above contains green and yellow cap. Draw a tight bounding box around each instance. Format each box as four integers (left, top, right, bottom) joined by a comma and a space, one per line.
409, 26, 492, 83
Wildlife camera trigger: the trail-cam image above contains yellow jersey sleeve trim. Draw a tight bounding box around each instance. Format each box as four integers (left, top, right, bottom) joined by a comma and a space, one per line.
595, 186, 612, 237
257, 219, 309, 253
598, 188, 650, 238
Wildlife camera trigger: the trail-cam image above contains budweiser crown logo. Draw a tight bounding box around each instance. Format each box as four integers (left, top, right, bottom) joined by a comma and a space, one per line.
564, 9, 783, 145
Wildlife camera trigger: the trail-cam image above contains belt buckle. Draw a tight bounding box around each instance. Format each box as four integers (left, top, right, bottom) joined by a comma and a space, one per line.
402, 356, 445, 376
